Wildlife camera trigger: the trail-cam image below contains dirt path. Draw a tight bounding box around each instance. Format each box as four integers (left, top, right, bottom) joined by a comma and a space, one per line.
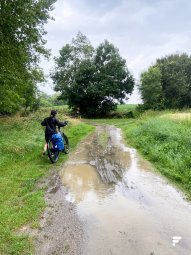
34, 125, 191, 255
33, 170, 83, 255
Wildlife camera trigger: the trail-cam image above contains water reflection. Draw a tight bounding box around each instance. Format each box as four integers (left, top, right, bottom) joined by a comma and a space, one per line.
60, 163, 113, 203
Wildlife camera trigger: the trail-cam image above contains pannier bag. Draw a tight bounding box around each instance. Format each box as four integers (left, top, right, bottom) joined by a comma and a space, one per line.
51, 133, 64, 151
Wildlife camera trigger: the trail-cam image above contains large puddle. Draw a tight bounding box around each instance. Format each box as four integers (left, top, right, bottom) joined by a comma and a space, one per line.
60, 126, 191, 255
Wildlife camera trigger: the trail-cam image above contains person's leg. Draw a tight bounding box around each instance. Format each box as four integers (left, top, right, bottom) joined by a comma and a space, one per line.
43, 135, 49, 155
43, 143, 47, 155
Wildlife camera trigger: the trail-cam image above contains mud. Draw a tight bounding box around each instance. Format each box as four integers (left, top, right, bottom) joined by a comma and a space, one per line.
33, 171, 83, 255
34, 125, 191, 255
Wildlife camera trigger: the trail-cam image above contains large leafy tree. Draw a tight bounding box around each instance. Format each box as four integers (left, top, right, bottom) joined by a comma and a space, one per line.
93, 40, 134, 115
156, 53, 191, 108
0, 0, 56, 114
139, 66, 164, 110
52, 33, 134, 117
139, 53, 191, 109
53, 32, 94, 99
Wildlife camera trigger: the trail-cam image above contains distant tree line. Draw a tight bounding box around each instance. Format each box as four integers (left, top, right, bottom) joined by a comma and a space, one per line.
139, 53, 191, 110
0, 0, 56, 114
39, 92, 67, 107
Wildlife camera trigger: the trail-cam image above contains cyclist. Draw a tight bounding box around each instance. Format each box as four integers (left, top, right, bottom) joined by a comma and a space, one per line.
41, 110, 67, 155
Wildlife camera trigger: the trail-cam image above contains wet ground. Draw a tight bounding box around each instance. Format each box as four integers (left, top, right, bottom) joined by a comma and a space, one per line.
33, 170, 83, 255
35, 125, 191, 255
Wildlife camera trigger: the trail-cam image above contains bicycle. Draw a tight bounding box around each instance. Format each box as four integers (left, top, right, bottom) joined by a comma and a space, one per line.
47, 127, 69, 164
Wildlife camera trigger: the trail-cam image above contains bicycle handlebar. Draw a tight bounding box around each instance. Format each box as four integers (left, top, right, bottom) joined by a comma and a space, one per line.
58, 121, 68, 131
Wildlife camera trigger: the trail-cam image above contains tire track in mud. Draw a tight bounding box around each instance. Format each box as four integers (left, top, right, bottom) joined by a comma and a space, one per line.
88, 126, 130, 184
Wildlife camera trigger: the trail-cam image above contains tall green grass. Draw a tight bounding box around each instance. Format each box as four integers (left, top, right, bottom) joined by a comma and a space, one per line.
0, 109, 94, 254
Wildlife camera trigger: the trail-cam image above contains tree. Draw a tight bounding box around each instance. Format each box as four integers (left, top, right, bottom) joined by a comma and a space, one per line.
52, 34, 134, 117
52, 32, 94, 96
156, 53, 191, 108
0, 0, 56, 114
139, 66, 164, 109
93, 40, 134, 115
139, 53, 191, 109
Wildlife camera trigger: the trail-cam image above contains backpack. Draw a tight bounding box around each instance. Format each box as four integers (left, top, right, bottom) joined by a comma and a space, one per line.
51, 133, 64, 151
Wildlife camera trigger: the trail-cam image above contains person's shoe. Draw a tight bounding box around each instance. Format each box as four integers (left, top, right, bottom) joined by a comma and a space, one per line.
42, 151, 46, 156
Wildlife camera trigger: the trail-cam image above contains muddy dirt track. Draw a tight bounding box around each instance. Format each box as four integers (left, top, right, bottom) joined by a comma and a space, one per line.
34, 125, 191, 255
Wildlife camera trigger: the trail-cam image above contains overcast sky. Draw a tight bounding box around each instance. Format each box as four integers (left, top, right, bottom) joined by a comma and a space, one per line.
39, 0, 191, 103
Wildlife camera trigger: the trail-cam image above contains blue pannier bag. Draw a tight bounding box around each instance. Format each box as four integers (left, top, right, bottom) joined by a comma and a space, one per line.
51, 133, 64, 151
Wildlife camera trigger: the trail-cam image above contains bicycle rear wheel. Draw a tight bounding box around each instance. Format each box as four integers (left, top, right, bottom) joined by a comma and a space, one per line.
63, 134, 69, 154
47, 141, 59, 163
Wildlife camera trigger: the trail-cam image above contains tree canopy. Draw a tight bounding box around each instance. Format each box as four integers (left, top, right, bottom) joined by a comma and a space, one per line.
139, 53, 191, 110
139, 66, 163, 110
52, 32, 134, 117
0, 0, 56, 114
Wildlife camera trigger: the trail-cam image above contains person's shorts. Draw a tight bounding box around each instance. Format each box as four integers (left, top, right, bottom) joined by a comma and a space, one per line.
45, 134, 52, 143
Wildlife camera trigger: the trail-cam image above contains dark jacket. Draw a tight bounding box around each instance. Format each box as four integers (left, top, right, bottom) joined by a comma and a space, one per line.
41, 117, 67, 142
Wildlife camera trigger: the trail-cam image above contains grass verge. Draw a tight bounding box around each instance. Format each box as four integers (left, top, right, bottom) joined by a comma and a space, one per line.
0, 108, 94, 254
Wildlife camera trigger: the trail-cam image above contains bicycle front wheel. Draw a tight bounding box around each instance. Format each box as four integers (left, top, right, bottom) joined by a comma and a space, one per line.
47, 141, 59, 163
63, 134, 69, 154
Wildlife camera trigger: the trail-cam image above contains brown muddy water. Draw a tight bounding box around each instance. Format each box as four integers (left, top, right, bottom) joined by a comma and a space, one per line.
60, 126, 191, 255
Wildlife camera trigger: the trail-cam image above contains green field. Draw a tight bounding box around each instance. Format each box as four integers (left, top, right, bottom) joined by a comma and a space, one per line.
115, 104, 137, 113
107, 104, 138, 118
0, 108, 94, 254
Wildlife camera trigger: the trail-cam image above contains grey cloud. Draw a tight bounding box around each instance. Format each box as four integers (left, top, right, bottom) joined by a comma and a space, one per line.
65, 0, 123, 15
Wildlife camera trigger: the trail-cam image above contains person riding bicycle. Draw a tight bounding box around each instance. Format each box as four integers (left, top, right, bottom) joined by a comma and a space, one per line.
41, 110, 67, 154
